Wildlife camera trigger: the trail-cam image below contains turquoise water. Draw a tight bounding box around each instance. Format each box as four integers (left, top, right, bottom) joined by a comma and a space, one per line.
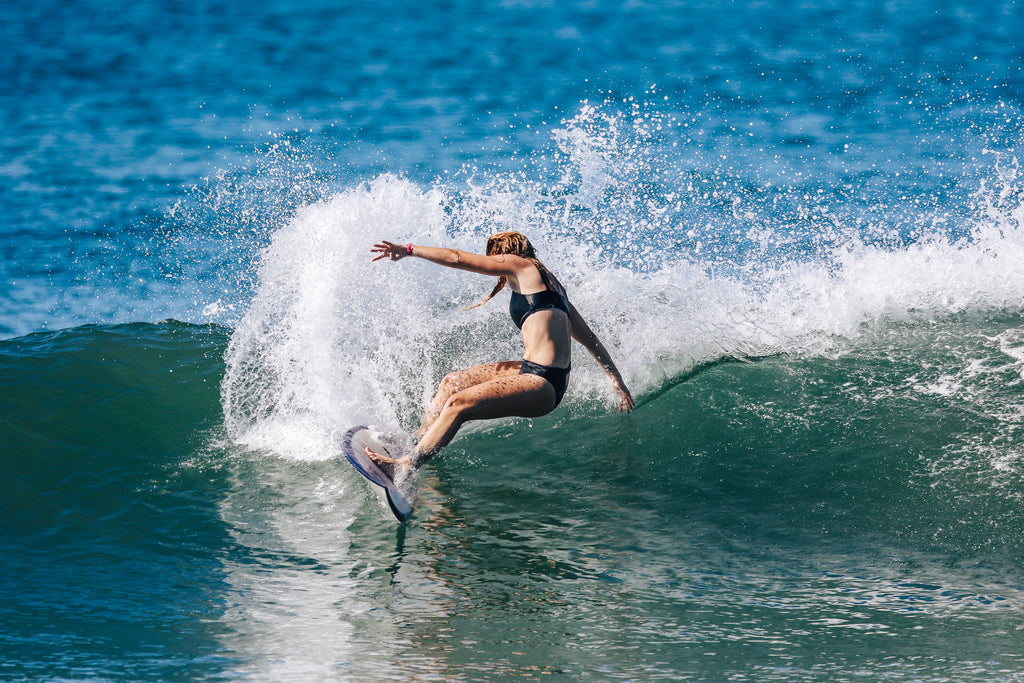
4, 317, 1024, 680
4, 1, 1024, 680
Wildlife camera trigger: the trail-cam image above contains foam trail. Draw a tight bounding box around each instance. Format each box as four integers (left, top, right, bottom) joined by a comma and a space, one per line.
222, 175, 452, 459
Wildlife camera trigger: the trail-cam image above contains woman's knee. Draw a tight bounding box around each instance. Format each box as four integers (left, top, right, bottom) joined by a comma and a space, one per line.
438, 370, 473, 395
431, 375, 460, 405
441, 390, 471, 414
441, 389, 490, 424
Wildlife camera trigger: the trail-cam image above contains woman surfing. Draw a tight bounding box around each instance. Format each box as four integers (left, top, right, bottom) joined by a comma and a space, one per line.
368, 231, 634, 480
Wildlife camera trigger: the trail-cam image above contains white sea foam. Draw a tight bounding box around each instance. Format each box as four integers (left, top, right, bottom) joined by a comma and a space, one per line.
222, 110, 1024, 461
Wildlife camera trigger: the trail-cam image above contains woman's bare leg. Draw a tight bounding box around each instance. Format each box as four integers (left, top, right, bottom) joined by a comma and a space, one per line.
417, 361, 522, 437
367, 371, 557, 478
411, 372, 556, 467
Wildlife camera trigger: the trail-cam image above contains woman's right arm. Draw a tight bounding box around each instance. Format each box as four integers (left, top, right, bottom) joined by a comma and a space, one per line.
371, 241, 521, 278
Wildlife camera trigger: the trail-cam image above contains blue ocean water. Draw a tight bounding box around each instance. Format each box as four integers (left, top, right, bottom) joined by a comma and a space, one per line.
3, 1, 1024, 680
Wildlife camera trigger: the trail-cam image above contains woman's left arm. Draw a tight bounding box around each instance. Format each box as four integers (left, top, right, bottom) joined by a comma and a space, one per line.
567, 301, 635, 412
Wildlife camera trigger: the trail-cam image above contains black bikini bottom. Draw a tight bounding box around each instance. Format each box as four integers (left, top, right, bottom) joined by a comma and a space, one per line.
520, 360, 571, 405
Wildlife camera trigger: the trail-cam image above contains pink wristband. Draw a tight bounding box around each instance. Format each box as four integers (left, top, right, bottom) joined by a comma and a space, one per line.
406, 243, 413, 255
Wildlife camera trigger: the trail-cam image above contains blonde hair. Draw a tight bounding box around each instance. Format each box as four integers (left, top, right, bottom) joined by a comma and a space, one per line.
465, 231, 554, 310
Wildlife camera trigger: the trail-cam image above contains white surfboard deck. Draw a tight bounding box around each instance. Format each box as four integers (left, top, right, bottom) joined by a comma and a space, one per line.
341, 426, 415, 521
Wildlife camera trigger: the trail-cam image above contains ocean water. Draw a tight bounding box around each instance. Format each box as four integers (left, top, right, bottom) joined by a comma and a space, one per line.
3, 0, 1024, 680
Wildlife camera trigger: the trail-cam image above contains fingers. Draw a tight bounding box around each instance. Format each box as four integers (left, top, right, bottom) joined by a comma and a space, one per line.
370, 240, 403, 262
617, 390, 636, 413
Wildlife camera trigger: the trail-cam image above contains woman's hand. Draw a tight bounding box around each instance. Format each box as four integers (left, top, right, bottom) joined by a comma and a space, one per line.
615, 382, 636, 413
371, 241, 410, 262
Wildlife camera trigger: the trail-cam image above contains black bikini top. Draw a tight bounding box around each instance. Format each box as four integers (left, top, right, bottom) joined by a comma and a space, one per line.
508, 274, 570, 330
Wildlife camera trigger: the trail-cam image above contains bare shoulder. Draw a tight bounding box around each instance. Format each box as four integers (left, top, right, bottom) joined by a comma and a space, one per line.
499, 253, 538, 273
506, 255, 549, 290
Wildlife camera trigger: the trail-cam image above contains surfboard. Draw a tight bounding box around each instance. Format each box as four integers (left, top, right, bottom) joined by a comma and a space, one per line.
341, 426, 415, 521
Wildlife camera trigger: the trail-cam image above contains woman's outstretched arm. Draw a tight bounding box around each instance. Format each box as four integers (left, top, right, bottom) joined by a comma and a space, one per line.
371, 240, 522, 279
566, 302, 635, 412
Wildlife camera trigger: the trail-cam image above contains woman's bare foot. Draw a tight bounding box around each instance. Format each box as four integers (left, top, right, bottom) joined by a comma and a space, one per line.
364, 447, 412, 482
